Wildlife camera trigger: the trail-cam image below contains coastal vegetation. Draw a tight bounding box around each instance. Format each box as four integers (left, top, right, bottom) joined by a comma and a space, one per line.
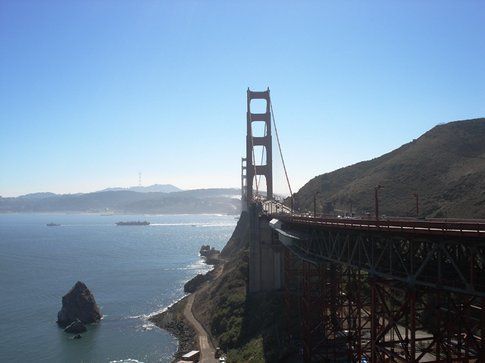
293, 118, 485, 219
150, 212, 288, 361
192, 213, 290, 362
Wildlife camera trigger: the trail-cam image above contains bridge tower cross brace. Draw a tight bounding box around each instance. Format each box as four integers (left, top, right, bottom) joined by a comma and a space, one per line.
246, 88, 273, 203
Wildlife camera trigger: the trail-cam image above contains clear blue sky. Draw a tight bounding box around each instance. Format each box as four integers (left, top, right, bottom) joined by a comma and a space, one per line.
1, 1, 484, 197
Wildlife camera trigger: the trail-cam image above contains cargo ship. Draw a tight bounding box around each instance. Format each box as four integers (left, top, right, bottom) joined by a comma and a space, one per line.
115, 221, 150, 226
46, 223, 61, 227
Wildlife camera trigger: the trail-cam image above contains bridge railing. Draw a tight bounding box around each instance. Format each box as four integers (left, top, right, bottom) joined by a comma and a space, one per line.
277, 214, 485, 238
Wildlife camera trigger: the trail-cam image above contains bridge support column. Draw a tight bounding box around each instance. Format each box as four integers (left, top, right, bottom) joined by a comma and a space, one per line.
248, 203, 262, 293
296, 261, 356, 362
248, 203, 283, 293
246, 88, 273, 202
241, 157, 248, 211
350, 268, 372, 362
481, 297, 485, 362
301, 261, 312, 363
370, 277, 377, 363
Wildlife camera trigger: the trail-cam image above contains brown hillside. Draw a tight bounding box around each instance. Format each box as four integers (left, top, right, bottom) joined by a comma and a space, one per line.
294, 118, 485, 218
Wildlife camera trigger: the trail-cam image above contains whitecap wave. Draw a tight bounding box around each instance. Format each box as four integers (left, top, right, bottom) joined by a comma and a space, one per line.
139, 322, 155, 331
122, 315, 159, 333
145, 294, 189, 319
160, 260, 211, 272
149, 223, 199, 226
198, 223, 237, 228
125, 314, 145, 320
160, 258, 211, 271
125, 293, 189, 323
149, 222, 236, 227
109, 359, 144, 363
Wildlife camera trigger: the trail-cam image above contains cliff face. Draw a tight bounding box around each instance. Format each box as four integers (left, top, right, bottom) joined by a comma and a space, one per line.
294, 118, 485, 219
192, 212, 288, 362
220, 212, 249, 258
193, 214, 250, 350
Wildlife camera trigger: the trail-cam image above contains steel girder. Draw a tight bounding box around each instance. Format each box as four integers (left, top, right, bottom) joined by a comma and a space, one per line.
277, 223, 485, 362
280, 225, 485, 298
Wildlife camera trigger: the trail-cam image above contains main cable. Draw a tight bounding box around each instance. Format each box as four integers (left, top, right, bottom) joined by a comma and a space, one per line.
270, 100, 293, 198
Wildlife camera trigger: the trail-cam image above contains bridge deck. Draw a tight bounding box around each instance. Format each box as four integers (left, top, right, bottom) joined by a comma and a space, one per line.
270, 214, 485, 239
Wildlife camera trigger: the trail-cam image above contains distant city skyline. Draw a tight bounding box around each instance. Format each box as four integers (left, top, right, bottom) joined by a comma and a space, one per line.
1, 1, 484, 197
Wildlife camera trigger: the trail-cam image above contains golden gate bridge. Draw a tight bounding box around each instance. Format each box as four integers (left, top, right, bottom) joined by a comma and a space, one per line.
243, 88, 485, 362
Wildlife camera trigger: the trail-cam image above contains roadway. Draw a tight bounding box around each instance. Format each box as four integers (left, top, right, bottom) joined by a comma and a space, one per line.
183, 292, 218, 363
272, 213, 485, 238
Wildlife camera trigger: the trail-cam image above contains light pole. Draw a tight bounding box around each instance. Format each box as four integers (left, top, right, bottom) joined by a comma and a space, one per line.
374, 185, 383, 220
413, 193, 419, 217
313, 191, 320, 218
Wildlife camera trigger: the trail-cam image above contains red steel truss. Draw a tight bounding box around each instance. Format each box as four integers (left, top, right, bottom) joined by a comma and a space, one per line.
278, 218, 485, 362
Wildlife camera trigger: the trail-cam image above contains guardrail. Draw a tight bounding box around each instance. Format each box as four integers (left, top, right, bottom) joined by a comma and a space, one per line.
275, 214, 485, 238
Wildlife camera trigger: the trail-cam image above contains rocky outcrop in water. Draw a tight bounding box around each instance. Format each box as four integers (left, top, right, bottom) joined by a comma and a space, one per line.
200, 244, 221, 265
64, 319, 87, 334
57, 281, 102, 328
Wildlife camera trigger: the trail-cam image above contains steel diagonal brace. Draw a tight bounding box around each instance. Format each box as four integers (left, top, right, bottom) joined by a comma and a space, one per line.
442, 244, 472, 291
413, 242, 439, 282
337, 233, 350, 263
392, 239, 410, 276
361, 236, 373, 270
349, 235, 360, 265
374, 237, 390, 271
375, 286, 410, 358
329, 231, 339, 260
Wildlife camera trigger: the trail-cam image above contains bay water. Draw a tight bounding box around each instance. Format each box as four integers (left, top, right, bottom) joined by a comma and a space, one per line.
0, 213, 236, 362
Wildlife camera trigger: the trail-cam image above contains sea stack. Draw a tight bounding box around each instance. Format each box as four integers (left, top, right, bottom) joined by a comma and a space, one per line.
57, 281, 102, 328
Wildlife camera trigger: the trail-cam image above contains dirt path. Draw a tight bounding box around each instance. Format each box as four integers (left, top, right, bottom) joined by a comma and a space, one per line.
183, 261, 226, 363
184, 292, 218, 363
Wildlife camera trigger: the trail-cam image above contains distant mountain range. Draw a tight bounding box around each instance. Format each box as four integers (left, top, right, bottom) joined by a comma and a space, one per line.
0, 188, 241, 215
17, 192, 59, 200
99, 184, 181, 193
293, 118, 485, 219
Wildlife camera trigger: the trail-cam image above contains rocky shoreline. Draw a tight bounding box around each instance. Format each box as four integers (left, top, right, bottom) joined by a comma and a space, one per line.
149, 245, 222, 362
148, 297, 197, 361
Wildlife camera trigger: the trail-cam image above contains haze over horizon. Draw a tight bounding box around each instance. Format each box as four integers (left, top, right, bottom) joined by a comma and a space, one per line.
4, 183, 233, 198
6, 183, 240, 198
1, 1, 484, 197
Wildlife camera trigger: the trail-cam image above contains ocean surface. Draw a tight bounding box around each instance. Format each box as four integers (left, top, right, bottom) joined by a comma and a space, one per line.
0, 213, 236, 362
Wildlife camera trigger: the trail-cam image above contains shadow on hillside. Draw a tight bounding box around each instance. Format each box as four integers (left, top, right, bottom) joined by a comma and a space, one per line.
239, 291, 303, 363
212, 212, 303, 362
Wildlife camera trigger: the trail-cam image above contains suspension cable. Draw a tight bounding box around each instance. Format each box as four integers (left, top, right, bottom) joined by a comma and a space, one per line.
270, 100, 293, 197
